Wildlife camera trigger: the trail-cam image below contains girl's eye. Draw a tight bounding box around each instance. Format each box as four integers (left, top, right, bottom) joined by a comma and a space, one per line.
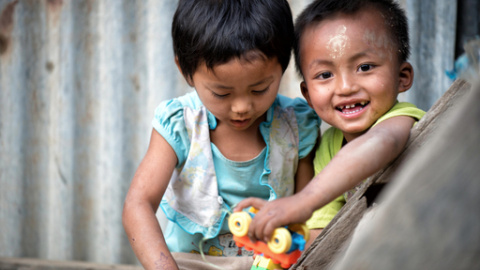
317, 72, 332, 80
358, 64, 373, 72
211, 92, 229, 98
252, 87, 269, 95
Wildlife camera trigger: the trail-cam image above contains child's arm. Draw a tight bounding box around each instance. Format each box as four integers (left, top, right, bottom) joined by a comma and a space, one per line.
122, 130, 179, 270
235, 116, 415, 243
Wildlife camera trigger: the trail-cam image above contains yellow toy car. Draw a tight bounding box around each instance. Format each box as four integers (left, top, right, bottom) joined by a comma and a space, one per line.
228, 208, 310, 269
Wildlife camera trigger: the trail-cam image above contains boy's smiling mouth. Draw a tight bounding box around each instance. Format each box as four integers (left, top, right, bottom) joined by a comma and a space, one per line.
336, 101, 369, 115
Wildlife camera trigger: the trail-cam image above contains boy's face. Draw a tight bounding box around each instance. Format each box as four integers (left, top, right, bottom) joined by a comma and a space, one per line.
299, 8, 413, 142
190, 54, 282, 131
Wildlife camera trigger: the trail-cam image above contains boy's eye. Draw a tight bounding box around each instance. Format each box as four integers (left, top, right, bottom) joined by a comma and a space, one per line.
358, 64, 373, 72
317, 72, 333, 80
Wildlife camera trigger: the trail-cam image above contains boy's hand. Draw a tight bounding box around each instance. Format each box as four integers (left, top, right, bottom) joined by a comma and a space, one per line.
234, 194, 313, 243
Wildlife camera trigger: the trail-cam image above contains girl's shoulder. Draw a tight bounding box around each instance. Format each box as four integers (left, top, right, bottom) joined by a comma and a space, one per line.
268, 95, 321, 158
271, 94, 320, 125
158, 91, 203, 111
274, 94, 310, 111
153, 91, 205, 122
152, 91, 207, 166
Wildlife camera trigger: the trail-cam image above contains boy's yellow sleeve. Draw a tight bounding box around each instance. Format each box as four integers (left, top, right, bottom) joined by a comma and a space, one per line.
306, 127, 345, 229
306, 195, 345, 229
372, 102, 425, 127
306, 102, 425, 230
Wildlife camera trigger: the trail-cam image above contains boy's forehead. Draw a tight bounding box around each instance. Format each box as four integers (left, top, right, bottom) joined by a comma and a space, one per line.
324, 8, 387, 31
305, 8, 392, 48
299, 8, 397, 67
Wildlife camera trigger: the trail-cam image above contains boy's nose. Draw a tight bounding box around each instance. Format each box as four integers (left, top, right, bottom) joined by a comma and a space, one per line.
337, 74, 359, 95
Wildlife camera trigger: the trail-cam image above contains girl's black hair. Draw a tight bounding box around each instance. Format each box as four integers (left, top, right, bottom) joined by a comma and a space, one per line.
172, 0, 294, 81
294, 0, 410, 77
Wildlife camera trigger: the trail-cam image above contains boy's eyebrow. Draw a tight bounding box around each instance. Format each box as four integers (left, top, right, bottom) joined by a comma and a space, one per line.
308, 50, 374, 69
346, 48, 382, 62
308, 59, 333, 69
349, 51, 370, 62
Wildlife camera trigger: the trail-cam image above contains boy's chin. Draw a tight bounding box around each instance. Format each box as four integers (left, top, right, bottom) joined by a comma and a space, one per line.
339, 126, 371, 141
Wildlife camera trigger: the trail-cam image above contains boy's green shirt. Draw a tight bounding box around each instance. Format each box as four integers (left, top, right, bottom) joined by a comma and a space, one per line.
307, 102, 426, 229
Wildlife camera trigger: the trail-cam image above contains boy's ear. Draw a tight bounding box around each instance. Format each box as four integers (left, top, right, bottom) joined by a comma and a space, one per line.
175, 56, 194, 86
398, 62, 414, 93
300, 81, 313, 107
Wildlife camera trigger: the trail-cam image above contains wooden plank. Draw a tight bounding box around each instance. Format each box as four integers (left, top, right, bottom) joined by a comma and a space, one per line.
329, 79, 480, 269
0, 257, 142, 270
371, 79, 471, 185
292, 197, 367, 269
294, 79, 472, 269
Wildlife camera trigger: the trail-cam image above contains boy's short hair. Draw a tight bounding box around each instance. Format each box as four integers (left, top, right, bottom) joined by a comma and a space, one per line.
172, 0, 294, 81
294, 0, 410, 77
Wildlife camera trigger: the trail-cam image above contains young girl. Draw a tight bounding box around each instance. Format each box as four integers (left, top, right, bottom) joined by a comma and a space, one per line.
122, 0, 320, 269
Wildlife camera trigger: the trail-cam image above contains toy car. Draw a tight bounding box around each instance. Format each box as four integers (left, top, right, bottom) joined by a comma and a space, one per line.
228, 208, 310, 269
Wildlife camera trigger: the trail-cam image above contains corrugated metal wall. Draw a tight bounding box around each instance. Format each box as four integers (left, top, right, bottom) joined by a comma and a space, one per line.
0, 0, 466, 266
402, 0, 457, 111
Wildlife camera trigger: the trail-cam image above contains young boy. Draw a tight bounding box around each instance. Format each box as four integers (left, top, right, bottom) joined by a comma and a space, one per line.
235, 0, 425, 247
122, 0, 320, 269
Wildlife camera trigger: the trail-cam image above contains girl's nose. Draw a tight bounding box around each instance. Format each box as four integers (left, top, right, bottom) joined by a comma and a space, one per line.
232, 97, 252, 114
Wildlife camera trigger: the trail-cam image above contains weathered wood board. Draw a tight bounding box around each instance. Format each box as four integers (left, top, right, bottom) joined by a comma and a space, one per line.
330, 79, 480, 269
0, 257, 142, 270
293, 79, 475, 269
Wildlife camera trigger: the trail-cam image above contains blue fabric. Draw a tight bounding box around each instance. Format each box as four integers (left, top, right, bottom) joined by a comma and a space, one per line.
151, 91, 320, 254
152, 93, 318, 167
165, 144, 270, 255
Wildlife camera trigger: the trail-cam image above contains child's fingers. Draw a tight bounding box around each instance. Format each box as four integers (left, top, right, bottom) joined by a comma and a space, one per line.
261, 218, 279, 243
248, 205, 283, 242
233, 197, 267, 212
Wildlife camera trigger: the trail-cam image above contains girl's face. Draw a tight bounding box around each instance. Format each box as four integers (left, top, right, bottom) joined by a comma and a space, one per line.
299, 8, 413, 142
190, 53, 283, 131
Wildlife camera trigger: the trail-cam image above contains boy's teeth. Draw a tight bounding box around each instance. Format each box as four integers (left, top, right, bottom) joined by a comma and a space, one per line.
340, 102, 367, 110
343, 104, 356, 109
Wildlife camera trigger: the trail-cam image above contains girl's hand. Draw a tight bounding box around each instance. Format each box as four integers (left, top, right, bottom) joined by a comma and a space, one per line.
234, 194, 314, 243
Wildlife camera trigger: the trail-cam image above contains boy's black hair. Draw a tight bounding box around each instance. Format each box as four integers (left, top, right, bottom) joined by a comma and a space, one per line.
172, 0, 294, 81
294, 0, 410, 77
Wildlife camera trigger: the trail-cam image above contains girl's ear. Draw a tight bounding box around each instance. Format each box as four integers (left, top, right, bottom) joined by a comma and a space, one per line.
398, 62, 414, 93
300, 81, 313, 107
175, 56, 194, 86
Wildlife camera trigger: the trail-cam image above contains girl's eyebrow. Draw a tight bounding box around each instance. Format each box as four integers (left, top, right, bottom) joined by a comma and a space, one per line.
210, 76, 274, 89
248, 76, 274, 87
211, 84, 234, 90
